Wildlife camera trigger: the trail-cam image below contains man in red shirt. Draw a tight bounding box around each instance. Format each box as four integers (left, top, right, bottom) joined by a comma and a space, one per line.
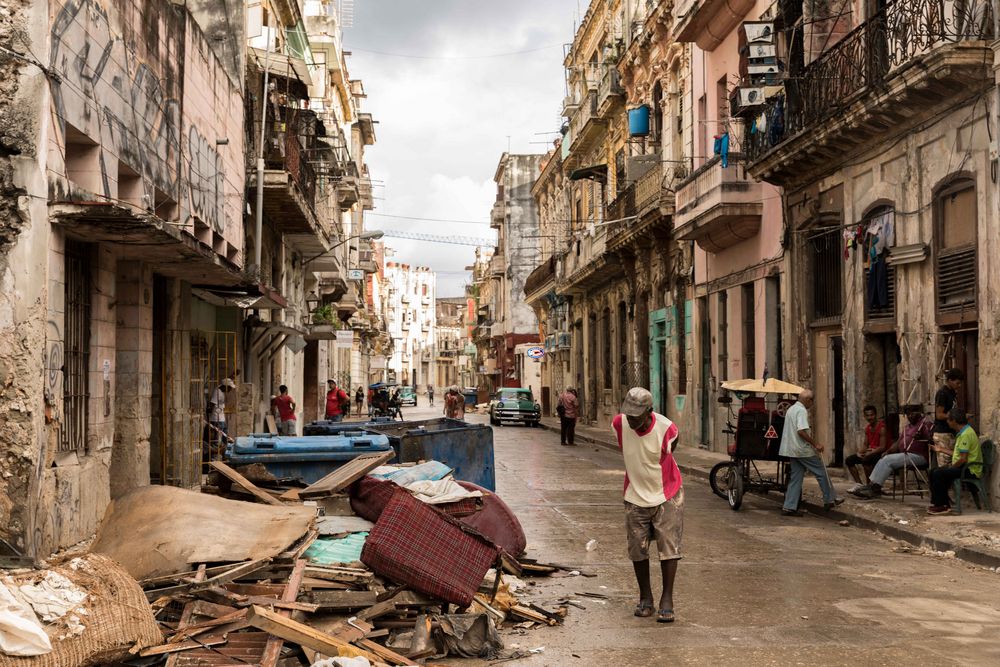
325, 379, 349, 422
271, 385, 297, 435
844, 405, 887, 485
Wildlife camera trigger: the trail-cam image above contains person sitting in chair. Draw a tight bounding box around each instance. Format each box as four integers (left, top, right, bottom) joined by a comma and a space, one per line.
844, 405, 888, 487
850, 405, 932, 499
927, 409, 982, 515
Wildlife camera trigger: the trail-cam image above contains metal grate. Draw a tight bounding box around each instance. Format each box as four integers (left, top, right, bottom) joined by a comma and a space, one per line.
811, 228, 844, 320
61, 241, 91, 453
621, 361, 650, 389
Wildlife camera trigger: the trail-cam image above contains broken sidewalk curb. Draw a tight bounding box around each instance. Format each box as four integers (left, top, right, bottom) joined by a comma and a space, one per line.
536, 419, 1000, 571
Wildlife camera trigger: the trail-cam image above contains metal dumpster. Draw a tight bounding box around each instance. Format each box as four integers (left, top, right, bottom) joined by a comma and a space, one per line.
366, 418, 495, 491
462, 388, 478, 407
226, 430, 393, 483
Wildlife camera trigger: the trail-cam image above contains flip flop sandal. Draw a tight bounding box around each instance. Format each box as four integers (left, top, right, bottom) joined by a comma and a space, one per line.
657, 608, 676, 623
634, 602, 654, 617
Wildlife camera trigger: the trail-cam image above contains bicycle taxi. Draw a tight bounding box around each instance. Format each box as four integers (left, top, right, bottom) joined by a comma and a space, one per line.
708, 378, 804, 510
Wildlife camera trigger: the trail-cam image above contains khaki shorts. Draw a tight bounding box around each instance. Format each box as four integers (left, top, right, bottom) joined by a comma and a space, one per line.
624, 487, 684, 562
933, 432, 955, 468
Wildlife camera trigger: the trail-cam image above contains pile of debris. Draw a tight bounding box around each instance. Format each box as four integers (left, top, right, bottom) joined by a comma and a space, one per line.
28, 453, 574, 666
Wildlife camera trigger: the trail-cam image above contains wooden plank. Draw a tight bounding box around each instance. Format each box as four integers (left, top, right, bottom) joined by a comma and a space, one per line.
356, 638, 418, 666
303, 565, 374, 584
259, 558, 307, 667
278, 487, 302, 502
509, 604, 557, 626
243, 596, 319, 613
246, 605, 380, 662
356, 599, 399, 622
210, 461, 285, 505
140, 636, 229, 657
299, 450, 395, 498
141, 563, 236, 589
168, 609, 248, 643
300, 577, 352, 591
195, 586, 250, 607
165, 565, 207, 667
188, 600, 239, 619
265, 414, 278, 434
305, 589, 379, 611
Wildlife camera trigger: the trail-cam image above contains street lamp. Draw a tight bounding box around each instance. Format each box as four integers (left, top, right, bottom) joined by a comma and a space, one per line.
304, 230, 384, 267
305, 291, 320, 312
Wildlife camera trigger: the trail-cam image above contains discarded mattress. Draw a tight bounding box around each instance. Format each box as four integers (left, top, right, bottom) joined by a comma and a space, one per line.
361, 490, 502, 606
90, 485, 315, 580
350, 476, 526, 557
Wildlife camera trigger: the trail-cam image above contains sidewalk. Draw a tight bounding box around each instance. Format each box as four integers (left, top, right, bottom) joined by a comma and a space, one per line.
539, 416, 1000, 569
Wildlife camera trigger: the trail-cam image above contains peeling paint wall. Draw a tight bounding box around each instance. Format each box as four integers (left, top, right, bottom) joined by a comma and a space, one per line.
500, 154, 543, 336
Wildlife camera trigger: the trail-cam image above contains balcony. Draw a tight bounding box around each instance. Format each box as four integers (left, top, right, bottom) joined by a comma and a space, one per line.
607, 163, 686, 248
746, 0, 994, 184
490, 197, 506, 229
566, 91, 605, 158
674, 155, 762, 253
559, 227, 622, 293
489, 254, 506, 278
597, 66, 624, 117
358, 174, 374, 210
673, 0, 756, 50
253, 108, 322, 240
336, 174, 360, 209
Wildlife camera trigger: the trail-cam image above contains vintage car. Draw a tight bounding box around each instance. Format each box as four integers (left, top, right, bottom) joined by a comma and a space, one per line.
489, 388, 541, 427
398, 386, 417, 407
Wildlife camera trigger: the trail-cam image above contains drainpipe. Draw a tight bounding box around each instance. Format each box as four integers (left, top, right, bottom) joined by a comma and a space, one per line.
254, 29, 274, 276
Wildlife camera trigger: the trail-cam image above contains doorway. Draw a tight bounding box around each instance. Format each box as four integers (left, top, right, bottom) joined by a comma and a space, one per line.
303, 340, 319, 423
699, 297, 711, 445
947, 330, 979, 429
832, 336, 846, 466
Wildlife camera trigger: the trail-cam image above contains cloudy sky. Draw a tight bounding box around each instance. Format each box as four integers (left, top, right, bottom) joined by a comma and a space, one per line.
345, 0, 581, 296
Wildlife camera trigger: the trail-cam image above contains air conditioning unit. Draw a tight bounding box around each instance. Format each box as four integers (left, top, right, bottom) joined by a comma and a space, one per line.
557, 332, 572, 350
744, 22, 773, 43
748, 43, 776, 59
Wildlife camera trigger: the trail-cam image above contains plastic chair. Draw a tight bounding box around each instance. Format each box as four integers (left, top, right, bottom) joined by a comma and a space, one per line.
952, 439, 995, 514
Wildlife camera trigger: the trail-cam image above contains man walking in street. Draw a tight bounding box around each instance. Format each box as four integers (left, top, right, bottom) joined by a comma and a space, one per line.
427, 384, 435, 406
325, 379, 350, 422
444, 385, 465, 421
270, 385, 297, 435
932, 368, 964, 467
613, 387, 683, 623
557, 387, 579, 446
780, 389, 844, 516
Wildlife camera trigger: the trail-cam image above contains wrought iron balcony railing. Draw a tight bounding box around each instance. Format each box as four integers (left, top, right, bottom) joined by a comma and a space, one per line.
746, 0, 994, 163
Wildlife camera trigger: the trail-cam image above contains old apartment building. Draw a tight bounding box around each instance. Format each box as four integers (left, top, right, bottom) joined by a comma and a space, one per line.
0, 0, 381, 557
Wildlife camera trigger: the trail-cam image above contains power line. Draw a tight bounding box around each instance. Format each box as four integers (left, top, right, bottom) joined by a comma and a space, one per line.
370, 212, 491, 225
350, 44, 561, 60
382, 230, 495, 246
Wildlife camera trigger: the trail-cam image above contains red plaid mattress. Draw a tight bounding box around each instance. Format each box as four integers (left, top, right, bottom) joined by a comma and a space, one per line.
361, 490, 501, 606
350, 476, 526, 556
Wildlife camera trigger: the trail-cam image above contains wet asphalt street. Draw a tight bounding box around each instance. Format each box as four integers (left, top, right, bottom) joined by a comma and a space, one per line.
406, 406, 1000, 667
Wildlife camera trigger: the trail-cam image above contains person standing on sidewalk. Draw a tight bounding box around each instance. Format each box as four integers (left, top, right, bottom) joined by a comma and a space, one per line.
355, 386, 365, 417
325, 379, 349, 422
270, 385, 297, 435
779, 389, 844, 516
932, 368, 964, 467
427, 384, 435, 406
556, 387, 579, 446
613, 387, 683, 624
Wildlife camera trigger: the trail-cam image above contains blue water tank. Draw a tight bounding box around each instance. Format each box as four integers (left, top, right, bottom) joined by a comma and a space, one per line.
628, 105, 651, 136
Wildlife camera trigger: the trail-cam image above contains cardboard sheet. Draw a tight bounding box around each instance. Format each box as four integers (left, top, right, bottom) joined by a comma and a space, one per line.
90, 485, 315, 580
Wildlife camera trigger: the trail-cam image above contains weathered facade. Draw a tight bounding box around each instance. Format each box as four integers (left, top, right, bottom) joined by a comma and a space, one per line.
0, 0, 382, 558
742, 0, 997, 483
384, 262, 436, 390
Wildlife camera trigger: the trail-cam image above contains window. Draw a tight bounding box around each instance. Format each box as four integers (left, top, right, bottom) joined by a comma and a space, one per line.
62, 240, 91, 453
810, 226, 844, 320
697, 95, 707, 167
863, 206, 895, 320
717, 291, 728, 381
618, 301, 628, 386
742, 283, 756, 377
935, 179, 976, 319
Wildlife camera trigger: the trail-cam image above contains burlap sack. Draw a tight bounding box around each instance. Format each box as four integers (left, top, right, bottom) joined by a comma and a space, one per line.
0, 554, 161, 667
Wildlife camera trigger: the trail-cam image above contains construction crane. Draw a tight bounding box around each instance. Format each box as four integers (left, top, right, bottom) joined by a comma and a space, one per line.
380, 230, 496, 247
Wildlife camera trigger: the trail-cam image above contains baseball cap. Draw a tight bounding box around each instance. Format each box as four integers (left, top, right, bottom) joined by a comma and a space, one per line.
621, 387, 653, 417
223, 378, 236, 388
327, 378, 337, 384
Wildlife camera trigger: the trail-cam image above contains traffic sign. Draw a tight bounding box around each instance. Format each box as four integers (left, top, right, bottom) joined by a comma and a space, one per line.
764, 425, 779, 439
525, 346, 545, 359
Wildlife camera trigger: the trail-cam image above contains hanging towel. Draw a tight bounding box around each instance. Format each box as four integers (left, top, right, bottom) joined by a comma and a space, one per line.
867, 252, 890, 309
713, 135, 722, 156
720, 132, 730, 168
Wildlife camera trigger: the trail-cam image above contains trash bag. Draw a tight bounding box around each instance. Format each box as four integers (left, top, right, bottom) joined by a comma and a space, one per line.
432, 613, 502, 659
0, 582, 52, 656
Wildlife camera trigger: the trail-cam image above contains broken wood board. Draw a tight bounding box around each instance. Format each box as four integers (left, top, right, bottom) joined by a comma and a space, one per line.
356, 638, 418, 666
305, 589, 379, 611
259, 558, 308, 667
265, 414, 278, 434
303, 565, 374, 584
299, 450, 395, 498
90, 485, 315, 580
211, 461, 285, 505
247, 605, 380, 662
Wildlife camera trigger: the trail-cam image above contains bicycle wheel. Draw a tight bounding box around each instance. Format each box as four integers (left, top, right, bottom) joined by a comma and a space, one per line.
727, 461, 744, 511
709, 461, 735, 499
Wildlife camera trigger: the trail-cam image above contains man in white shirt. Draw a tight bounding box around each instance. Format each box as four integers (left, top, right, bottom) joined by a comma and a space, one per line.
207, 378, 236, 457
613, 387, 683, 623
779, 388, 843, 516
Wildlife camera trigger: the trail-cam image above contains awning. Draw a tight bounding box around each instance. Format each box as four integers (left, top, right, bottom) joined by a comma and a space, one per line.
192, 285, 288, 310
569, 164, 608, 183
249, 48, 312, 86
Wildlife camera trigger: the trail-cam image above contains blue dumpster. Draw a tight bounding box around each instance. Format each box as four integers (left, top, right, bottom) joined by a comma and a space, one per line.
226, 430, 393, 484
366, 418, 495, 491
462, 388, 478, 407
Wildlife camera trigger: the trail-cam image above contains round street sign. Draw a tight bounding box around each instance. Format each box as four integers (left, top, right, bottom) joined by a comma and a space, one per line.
526, 346, 545, 359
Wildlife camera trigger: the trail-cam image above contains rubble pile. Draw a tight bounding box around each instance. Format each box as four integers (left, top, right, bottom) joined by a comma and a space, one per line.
3, 453, 572, 666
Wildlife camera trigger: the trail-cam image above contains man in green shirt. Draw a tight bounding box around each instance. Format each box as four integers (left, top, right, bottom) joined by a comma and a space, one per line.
927, 408, 982, 515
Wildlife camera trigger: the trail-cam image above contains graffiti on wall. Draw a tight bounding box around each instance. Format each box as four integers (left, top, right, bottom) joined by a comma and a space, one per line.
48, 0, 230, 236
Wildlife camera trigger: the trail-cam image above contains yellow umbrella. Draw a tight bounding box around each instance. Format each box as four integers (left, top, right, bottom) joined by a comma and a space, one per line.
720, 378, 805, 395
